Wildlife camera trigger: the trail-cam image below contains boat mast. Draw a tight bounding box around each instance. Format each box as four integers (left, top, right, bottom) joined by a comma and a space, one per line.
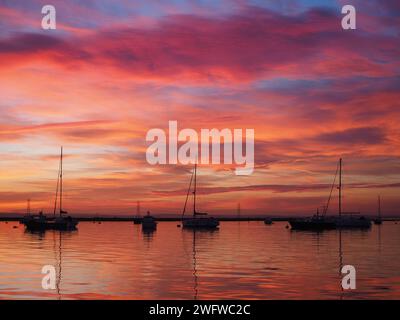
53, 151, 61, 217
378, 195, 381, 219
339, 158, 342, 217
60, 147, 63, 217
324, 161, 339, 216
27, 199, 31, 216
193, 163, 197, 217
182, 168, 194, 219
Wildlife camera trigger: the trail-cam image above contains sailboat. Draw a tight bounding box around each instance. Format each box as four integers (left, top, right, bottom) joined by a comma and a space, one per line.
289, 208, 336, 230
23, 147, 78, 231
373, 196, 383, 225
289, 158, 371, 230
332, 159, 371, 229
182, 163, 219, 229
289, 159, 341, 230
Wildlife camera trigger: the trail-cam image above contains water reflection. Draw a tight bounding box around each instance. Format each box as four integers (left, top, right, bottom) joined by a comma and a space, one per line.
24, 229, 46, 241
182, 229, 219, 300
192, 231, 198, 300
23, 228, 78, 300
56, 231, 62, 300
377, 224, 382, 253
0, 221, 399, 299
338, 230, 343, 299
142, 229, 156, 243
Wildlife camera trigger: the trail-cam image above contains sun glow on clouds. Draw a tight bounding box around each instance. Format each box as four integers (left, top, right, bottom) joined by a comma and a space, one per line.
0, 0, 399, 215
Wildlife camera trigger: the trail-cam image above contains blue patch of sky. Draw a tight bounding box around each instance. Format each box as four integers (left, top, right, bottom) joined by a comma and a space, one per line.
63, 0, 238, 21
247, 0, 340, 14
253, 78, 333, 91
0, 0, 343, 34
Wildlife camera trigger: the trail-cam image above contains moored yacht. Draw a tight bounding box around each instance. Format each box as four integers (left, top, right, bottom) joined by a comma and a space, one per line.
142, 211, 157, 230
182, 163, 219, 229
23, 147, 78, 231
23, 211, 48, 231
333, 159, 371, 229
289, 212, 335, 231
290, 158, 371, 230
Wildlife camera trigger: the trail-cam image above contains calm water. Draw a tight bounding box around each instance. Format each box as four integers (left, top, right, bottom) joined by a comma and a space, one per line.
0, 221, 399, 300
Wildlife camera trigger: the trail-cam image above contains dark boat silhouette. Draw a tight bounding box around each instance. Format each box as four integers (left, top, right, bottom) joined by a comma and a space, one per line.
23, 147, 78, 231
182, 163, 219, 229
290, 158, 371, 230
142, 211, 157, 230
264, 217, 273, 225
289, 213, 335, 230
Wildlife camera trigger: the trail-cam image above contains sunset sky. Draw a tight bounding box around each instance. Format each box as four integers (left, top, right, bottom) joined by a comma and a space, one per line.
0, 0, 399, 216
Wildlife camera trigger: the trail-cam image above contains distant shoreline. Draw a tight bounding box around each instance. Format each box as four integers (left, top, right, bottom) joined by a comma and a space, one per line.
0, 216, 273, 222
1, 216, 399, 222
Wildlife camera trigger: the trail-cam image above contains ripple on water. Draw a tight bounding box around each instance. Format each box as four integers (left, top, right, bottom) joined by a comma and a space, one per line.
0, 221, 399, 299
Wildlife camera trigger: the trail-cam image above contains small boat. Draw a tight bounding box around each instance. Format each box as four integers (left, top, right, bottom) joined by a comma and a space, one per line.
182, 163, 219, 229
24, 213, 78, 231
142, 211, 157, 230
373, 196, 383, 225
23, 147, 78, 231
264, 218, 273, 225
23, 211, 48, 231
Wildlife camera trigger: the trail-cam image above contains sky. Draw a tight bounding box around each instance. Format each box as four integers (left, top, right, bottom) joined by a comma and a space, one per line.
0, 0, 399, 216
